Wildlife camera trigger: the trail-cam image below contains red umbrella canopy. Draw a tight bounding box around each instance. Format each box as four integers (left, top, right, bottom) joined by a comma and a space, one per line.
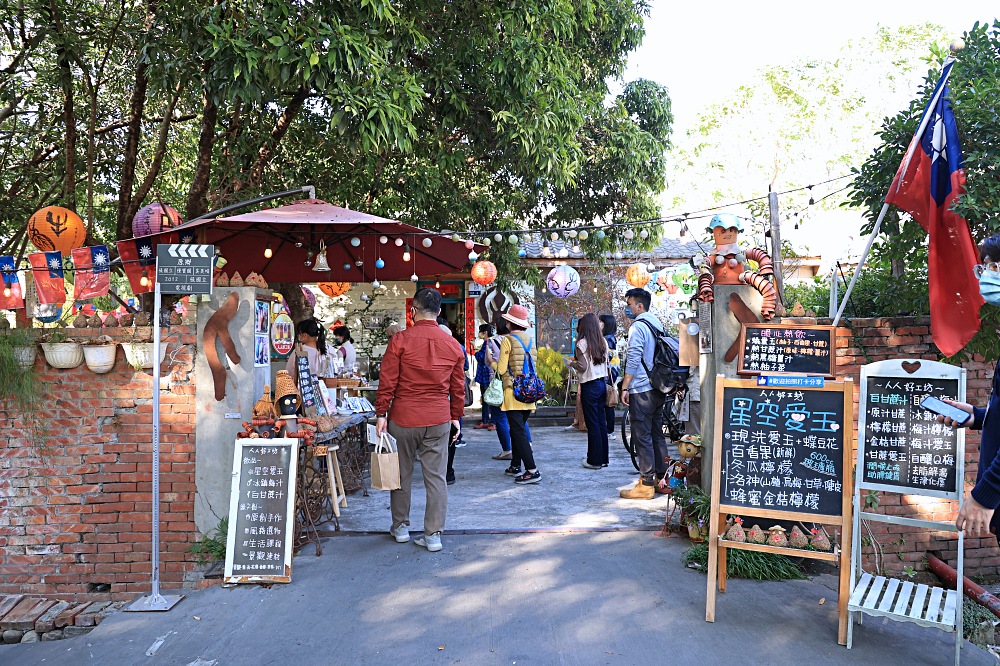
138, 200, 484, 283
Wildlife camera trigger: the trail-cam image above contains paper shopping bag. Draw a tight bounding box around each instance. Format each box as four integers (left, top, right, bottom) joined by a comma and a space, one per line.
370, 433, 400, 491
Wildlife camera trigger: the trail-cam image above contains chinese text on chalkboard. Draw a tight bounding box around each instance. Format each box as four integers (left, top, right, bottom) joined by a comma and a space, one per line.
230, 443, 294, 576
739, 325, 835, 377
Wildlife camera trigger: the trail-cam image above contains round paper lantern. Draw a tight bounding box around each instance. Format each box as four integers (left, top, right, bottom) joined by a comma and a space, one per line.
132, 203, 182, 237
301, 286, 316, 307
27, 206, 86, 254
471, 260, 497, 286
318, 282, 351, 298
546, 265, 580, 299
626, 263, 650, 288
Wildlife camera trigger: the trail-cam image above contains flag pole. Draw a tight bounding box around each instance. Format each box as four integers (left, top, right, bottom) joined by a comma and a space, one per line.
832, 45, 962, 326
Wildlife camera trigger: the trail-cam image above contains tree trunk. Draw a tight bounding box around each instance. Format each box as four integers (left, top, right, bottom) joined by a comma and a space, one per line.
56, 39, 76, 209
116, 62, 149, 238
246, 86, 309, 189
186, 88, 218, 220
276, 283, 313, 324
124, 82, 182, 225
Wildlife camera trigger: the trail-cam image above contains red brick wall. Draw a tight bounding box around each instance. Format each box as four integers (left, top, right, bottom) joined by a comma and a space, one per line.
829, 316, 999, 578
0, 326, 205, 602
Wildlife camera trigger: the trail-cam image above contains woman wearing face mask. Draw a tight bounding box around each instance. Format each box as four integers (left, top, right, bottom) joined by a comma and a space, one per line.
286, 318, 335, 382
940, 233, 1000, 543
331, 325, 357, 370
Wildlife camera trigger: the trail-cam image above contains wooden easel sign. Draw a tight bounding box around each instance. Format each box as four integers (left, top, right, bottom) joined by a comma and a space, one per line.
705, 376, 855, 645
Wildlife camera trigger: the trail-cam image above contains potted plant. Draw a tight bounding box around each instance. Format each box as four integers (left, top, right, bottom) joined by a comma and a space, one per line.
0, 328, 42, 418
121, 326, 166, 370
3, 326, 38, 370
82, 334, 118, 373
674, 482, 712, 543
39, 327, 84, 369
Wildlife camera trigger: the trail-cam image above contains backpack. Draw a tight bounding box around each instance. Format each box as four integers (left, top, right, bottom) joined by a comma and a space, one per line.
509, 335, 546, 404
635, 319, 682, 393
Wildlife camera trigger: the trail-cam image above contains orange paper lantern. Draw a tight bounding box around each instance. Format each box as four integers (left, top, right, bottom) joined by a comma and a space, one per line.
626, 263, 650, 288
318, 282, 351, 298
28, 206, 86, 254
471, 260, 498, 286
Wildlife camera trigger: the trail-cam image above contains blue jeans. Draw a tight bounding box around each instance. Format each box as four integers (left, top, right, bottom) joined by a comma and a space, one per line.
628, 389, 667, 483
491, 408, 531, 452
581, 379, 609, 466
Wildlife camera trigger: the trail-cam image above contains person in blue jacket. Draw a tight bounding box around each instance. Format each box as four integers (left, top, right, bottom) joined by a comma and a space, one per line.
942, 233, 1000, 541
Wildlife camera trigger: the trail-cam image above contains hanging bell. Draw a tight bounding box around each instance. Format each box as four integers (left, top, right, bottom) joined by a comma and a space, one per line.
312, 241, 332, 272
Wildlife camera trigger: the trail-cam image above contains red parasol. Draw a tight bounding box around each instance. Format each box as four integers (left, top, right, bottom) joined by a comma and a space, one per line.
136, 199, 483, 283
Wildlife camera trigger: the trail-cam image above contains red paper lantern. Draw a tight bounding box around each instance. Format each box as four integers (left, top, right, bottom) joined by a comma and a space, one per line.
471, 260, 497, 286
27, 206, 86, 254
318, 282, 352, 298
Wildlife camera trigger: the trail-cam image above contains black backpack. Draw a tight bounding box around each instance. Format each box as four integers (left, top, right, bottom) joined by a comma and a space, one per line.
635, 319, 682, 393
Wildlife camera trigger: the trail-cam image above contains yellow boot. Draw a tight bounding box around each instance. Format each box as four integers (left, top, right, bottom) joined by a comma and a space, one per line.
620, 479, 655, 500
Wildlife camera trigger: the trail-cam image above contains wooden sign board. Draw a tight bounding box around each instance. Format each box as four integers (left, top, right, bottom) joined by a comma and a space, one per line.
295, 353, 320, 412
706, 376, 854, 645
737, 324, 836, 378
857, 359, 965, 499
224, 439, 299, 583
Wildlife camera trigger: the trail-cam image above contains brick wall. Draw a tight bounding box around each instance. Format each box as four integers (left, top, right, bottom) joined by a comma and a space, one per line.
824, 316, 998, 578
0, 325, 205, 602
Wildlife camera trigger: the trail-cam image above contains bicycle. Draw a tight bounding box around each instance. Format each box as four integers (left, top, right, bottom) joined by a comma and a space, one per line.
620, 381, 688, 471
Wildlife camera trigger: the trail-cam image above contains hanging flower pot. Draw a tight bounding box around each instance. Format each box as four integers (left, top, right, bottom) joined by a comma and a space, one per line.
122, 341, 168, 370
40, 341, 84, 369
82, 339, 118, 373
12, 344, 37, 370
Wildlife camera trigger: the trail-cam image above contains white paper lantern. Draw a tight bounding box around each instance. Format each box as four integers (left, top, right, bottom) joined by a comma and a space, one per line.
546, 265, 581, 298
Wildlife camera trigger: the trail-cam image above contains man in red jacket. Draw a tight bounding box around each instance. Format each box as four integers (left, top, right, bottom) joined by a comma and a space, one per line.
375, 288, 465, 552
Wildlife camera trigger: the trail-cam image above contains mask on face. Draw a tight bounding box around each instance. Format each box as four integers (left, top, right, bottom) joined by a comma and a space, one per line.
624, 306, 637, 320
980, 271, 1000, 307
333, 338, 344, 347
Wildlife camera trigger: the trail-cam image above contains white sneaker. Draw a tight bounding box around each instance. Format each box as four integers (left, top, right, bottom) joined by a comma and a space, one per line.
414, 532, 442, 552
390, 524, 410, 543
608, 433, 617, 440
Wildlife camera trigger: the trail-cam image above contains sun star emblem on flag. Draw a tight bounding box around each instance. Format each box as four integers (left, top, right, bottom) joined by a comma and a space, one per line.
48, 257, 61, 270
93, 252, 108, 267
139, 244, 153, 259
1, 262, 13, 274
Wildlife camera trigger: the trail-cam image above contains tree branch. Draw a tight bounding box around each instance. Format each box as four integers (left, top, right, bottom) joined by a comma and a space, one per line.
125, 81, 183, 228
246, 85, 309, 189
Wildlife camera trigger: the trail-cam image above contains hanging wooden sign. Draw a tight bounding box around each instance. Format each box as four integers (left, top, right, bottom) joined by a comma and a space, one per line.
737, 323, 836, 378
706, 376, 854, 645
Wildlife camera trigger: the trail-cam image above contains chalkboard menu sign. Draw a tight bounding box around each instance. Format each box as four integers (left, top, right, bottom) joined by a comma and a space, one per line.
224, 439, 299, 583
296, 353, 318, 410
858, 359, 965, 499
716, 380, 851, 518
737, 324, 836, 378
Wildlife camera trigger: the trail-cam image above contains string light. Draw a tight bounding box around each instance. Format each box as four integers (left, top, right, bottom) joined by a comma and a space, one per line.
139, 269, 150, 287
402, 246, 411, 262
264, 244, 272, 259
3, 286, 10, 298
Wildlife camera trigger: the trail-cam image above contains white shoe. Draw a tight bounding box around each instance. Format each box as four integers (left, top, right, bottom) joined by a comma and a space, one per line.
582, 457, 603, 470
563, 424, 578, 431
608, 433, 617, 440
414, 532, 442, 552
390, 524, 410, 543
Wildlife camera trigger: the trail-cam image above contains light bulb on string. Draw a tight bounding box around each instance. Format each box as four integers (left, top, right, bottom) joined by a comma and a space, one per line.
578, 230, 589, 241
380, 236, 388, 244
139, 269, 150, 287
264, 244, 273, 259
808, 185, 815, 206
403, 246, 411, 262
395, 238, 404, 247
3, 286, 10, 298
435, 281, 441, 289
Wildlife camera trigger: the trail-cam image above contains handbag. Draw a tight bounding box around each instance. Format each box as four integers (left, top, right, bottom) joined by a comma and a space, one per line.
483, 374, 505, 406
605, 364, 619, 408
464, 377, 474, 407
370, 432, 401, 491
510, 336, 547, 404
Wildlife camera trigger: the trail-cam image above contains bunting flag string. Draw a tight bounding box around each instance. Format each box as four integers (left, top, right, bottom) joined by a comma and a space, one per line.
0, 255, 24, 309
72, 245, 111, 301
27, 251, 66, 306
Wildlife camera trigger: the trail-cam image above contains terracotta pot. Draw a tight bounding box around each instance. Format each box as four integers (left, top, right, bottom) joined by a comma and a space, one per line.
83, 343, 117, 373
122, 342, 167, 369
40, 342, 84, 369
12, 345, 37, 370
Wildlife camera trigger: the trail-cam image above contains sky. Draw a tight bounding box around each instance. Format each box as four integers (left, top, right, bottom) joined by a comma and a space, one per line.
624, 1, 998, 129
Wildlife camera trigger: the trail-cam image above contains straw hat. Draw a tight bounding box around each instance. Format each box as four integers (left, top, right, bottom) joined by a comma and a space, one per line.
253, 385, 276, 419
273, 370, 301, 403
502, 304, 531, 328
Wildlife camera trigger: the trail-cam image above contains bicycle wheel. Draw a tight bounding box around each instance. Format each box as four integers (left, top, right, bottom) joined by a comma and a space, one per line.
620, 409, 640, 471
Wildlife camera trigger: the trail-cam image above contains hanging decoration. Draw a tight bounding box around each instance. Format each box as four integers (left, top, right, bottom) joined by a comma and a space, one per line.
301, 286, 316, 307
318, 282, 351, 298
626, 263, 651, 288
28, 206, 87, 254
546, 265, 580, 299
132, 203, 182, 236
471, 260, 497, 286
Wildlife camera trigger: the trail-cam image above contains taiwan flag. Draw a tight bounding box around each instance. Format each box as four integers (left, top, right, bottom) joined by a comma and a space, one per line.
885, 61, 982, 358
28, 251, 66, 305
116, 236, 156, 294
0, 256, 24, 309
72, 245, 111, 300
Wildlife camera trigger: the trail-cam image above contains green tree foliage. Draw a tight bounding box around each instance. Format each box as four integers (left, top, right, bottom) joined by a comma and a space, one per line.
0, 0, 672, 285
848, 21, 1000, 360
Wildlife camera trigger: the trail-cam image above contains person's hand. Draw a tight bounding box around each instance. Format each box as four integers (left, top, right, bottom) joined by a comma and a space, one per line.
939, 399, 974, 428
450, 419, 461, 442
621, 389, 629, 406
956, 495, 995, 537
376, 416, 387, 437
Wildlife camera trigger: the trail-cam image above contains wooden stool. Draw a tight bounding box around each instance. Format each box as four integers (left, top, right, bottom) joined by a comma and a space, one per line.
316, 444, 347, 517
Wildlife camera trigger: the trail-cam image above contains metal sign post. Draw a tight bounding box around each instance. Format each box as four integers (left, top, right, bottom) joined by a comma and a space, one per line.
128, 244, 214, 612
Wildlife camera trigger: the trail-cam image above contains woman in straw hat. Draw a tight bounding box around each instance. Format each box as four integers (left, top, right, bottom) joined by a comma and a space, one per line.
492, 304, 541, 485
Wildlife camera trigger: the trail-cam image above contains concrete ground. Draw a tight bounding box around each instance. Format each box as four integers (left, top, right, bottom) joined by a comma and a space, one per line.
332, 419, 675, 533
1, 424, 993, 666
